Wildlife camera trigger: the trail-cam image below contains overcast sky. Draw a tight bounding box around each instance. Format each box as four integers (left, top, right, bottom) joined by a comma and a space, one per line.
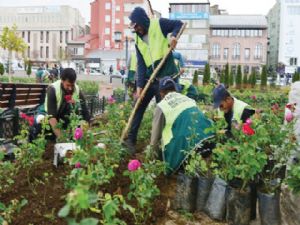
0, 0, 276, 24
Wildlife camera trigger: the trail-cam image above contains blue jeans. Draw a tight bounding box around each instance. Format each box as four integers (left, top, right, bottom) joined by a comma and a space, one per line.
128, 80, 161, 143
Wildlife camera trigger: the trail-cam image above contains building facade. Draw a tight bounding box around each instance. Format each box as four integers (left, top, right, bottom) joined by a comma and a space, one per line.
209, 15, 268, 75
88, 0, 147, 51
267, 0, 300, 73
0, 6, 85, 63
169, 1, 210, 68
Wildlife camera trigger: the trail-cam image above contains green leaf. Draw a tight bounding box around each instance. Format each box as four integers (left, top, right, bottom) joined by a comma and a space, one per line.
0, 202, 6, 211
58, 204, 70, 218
79, 218, 98, 225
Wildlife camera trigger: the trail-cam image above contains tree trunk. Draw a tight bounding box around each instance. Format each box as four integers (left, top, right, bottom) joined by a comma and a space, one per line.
8, 50, 12, 83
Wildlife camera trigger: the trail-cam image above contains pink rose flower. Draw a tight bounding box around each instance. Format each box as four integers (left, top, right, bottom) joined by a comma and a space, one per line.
128, 159, 141, 171
108, 96, 116, 104
75, 162, 81, 169
285, 111, 294, 123
251, 95, 257, 100
246, 118, 252, 125
271, 103, 280, 112
74, 127, 83, 140
242, 123, 255, 136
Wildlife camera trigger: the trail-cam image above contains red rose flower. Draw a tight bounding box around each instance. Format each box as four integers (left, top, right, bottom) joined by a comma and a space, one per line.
64, 95, 73, 103
242, 123, 255, 136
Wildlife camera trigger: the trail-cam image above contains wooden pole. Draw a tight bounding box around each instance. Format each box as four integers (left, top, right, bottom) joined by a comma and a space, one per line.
121, 23, 187, 142
147, 0, 155, 18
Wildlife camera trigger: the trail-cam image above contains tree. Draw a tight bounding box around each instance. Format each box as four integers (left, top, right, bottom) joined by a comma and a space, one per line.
229, 70, 234, 87
192, 70, 199, 86
0, 25, 27, 82
243, 74, 248, 88
26, 61, 32, 77
220, 70, 225, 84
292, 71, 299, 83
250, 69, 257, 88
235, 65, 242, 89
224, 63, 230, 87
261, 65, 267, 89
0, 63, 4, 76
203, 63, 210, 85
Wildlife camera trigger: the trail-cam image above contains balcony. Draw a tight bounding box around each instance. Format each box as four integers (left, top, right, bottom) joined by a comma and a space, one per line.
210, 55, 221, 60
232, 55, 241, 60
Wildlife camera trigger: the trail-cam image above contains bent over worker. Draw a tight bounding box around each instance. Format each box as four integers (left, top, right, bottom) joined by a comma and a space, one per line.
122, 7, 183, 154
150, 77, 214, 175
29, 68, 90, 141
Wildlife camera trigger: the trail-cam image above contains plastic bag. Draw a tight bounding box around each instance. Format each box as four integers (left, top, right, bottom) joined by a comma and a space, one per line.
195, 176, 214, 211
258, 191, 281, 225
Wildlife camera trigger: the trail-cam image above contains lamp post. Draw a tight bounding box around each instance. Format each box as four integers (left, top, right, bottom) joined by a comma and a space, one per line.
124, 36, 129, 101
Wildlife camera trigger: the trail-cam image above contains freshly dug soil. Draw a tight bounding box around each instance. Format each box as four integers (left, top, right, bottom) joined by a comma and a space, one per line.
0, 142, 69, 225
0, 140, 228, 225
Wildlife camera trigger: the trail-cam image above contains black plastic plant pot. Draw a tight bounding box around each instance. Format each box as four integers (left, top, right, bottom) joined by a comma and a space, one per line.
226, 186, 252, 225
204, 177, 227, 221
173, 173, 197, 212
258, 191, 281, 225
195, 176, 214, 212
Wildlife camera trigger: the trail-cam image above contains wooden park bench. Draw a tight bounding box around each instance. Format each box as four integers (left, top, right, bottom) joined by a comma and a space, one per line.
0, 83, 48, 139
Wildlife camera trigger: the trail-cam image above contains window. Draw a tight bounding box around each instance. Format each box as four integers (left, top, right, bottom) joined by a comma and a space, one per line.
254, 30, 258, 36
40, 46, 43, 58
224, 48, 228, 59
290, 57, 298, 66
60, 31, 63, 43
22, 31, 25, 38
28, 31, 30, 43
116, 19, 120, 24
254, 43, 263, 59
46, 31, 49, 43
40, 31, 43, 43
105, 40, 110, 48
233, 43, 240, 59
46, 46, 49, 58
212, 43, 220, 58
258, 30, 263, 37
224, 30, 229, 37
65, 31, 69, 43
212, 30, 217, 36
116, 5, 121, 11
105, 3, 111, 10
245, 30, 250, 37
105, 15, 111, 22
105, 28, 110, 35
241, 30, 245, 37
245, 48, 250, 60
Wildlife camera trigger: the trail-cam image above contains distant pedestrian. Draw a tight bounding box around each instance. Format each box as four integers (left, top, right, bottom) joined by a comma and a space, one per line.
109, 65, 113, 75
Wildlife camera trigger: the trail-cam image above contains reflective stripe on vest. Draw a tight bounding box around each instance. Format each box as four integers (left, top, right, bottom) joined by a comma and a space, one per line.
129, 52, 137, 72
158, 92, 196, 148
136, 19, 169, 68
44, 80, 80, 113
218, 98, 250, 124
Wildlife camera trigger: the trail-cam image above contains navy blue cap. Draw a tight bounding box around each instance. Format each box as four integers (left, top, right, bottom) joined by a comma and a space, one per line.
159, 76, 178, 91
212, 84, 230, 108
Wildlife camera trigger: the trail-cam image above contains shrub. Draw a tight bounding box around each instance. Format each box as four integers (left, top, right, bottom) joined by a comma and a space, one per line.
0, 63, 4, 75
192, 70, 198, 86
26, 61, 32, 76
261, 65, 267, 88
224, 63, 230, 87
203, 63, 210, 85
235, 65, 242, 89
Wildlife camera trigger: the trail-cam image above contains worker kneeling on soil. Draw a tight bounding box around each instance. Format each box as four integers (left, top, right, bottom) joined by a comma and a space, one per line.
213, 84, 255, 136
150, 77, 214, 175
29, 68, 90, 141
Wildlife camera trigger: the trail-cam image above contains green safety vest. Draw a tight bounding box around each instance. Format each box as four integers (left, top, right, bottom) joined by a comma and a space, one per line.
218, 98, 250, 124
129, 52, 137, 72
158, 92, 214, 174
136, 19, 169, 68
44, 80, 80, 113
135, 18, 179, 79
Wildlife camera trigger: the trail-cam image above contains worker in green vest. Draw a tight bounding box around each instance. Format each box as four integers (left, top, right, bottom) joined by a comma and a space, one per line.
150, 76, 214, 175
213, 84, 255, 135
178, 79, 198, 101
123, 7, 183, 154
126, 51, 137, 93
30, 68, 90, 141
